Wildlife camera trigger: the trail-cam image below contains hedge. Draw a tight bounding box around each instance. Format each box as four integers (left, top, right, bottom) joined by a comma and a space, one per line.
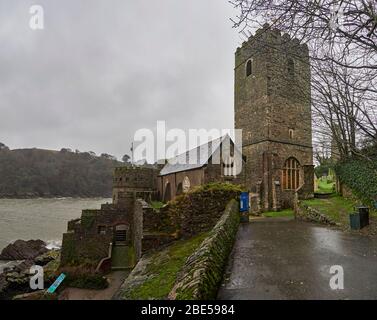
335, 158, 377, 206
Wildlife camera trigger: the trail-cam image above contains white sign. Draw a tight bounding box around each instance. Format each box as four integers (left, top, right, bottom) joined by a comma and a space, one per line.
183, 176, 191, 193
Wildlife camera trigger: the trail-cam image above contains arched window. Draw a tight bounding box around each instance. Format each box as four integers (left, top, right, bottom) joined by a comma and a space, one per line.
164, 182, 172, 202
282, 157, 300, 190
176, 183, 183, 196
287, 58, 294, 77
246, 59, 252, 77
289, 128, 294, 139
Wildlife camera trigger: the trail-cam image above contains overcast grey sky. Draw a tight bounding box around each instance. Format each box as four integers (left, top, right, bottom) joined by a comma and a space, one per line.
0, 1, 241, 159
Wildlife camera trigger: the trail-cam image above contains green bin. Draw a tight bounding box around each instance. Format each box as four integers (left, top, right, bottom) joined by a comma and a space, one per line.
355, 206, 369, 228
350, 206, 370, 230
349, 212, 360, 230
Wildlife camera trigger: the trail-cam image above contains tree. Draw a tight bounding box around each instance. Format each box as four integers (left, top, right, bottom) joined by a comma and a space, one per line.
60, 148, 72, 153
230, 1, 377, 161
100, 153, 117, 161
122, 154, 130, 163
231, 0, 377, 71
0, 148, 123, 197
311, 58, 377, 160
0, 142, 9, 151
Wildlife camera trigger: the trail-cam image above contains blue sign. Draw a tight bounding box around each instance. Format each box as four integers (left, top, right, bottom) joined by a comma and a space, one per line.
47, 273, 66, 294
240, 192, 249, 212
374, 201, 377, 209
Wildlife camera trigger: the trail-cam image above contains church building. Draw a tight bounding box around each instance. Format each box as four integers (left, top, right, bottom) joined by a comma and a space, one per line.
60, 25, 316, 271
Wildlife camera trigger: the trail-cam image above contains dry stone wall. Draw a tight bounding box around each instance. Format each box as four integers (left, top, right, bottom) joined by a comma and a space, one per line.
168, 200, 240, 300
295, 200, 336, 225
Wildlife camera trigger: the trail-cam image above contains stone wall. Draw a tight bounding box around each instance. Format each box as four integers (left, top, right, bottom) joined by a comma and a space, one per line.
61, 183, 243, 268
298, 165, 315, 199
165, 184, 243, 239
112, 166, 159, 206
141, 183, 243, 252
60, 204, 135, 267
60, 232, 111, 267
133, 200, 144, 261
294, 197, 336, 225
337, 179, 354, 199
168, 200, 240, 300
143, 184, 243, 238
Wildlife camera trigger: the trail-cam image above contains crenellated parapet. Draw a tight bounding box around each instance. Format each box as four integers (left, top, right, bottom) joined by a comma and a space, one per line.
235, 23, 309, 68
112, 165, 159, 207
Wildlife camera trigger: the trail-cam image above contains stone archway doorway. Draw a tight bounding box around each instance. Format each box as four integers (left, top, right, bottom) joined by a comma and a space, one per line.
111, 224, 130, 271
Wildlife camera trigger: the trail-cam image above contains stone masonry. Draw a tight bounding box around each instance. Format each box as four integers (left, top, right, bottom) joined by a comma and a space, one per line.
234, 24, 314, 210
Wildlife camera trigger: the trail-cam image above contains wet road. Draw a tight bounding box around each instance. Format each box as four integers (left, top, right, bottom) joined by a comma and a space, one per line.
218, 218, 377, 300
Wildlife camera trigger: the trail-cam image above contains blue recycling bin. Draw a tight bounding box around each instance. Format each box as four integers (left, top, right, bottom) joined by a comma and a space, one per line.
240, 192, 249, 223
240, 192, 249, 212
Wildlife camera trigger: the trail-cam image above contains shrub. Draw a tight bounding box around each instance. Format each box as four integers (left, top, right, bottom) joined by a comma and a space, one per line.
151, 182, 245, 238
150, 201, 164, 210
67, 274, 108, 290
59, 264, 109, 290
335, 158, 377, 206
192, 182, 245, 194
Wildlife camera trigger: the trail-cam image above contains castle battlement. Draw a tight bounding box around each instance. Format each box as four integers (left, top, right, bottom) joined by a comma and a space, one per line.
235, 24, 309, 66
113, 166, 159, 189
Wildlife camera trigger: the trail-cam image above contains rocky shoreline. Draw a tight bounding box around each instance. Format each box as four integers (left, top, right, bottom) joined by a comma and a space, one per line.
0, 240, 60, 300
0, 195, 111, 199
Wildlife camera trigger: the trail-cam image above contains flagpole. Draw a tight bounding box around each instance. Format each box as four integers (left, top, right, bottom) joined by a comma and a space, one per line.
130, 142, 134, 165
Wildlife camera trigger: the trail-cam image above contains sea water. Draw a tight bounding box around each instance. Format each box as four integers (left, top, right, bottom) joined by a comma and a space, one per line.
0, 198, 110, 273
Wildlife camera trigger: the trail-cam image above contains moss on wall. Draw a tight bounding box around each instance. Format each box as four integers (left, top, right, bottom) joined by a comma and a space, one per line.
60, 233, 77, 266
60, 233, 111, 267
80, 210, 98, 229
168, 199, 240, 300
151, 183, 244, 238
115, 233, 208, 300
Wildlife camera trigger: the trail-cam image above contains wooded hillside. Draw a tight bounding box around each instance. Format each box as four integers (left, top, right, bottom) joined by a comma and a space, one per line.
0, 147, 123, 198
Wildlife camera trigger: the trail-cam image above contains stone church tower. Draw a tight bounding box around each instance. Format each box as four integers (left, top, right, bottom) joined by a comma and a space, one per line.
234, 24, 314, 211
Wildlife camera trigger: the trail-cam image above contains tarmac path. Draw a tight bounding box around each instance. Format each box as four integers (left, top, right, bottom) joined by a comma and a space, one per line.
218, 217, 377, 300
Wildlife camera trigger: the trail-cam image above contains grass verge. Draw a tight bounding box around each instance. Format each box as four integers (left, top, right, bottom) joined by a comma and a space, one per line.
316, 179, 335, 194
262, 209, 294, 218
123, 232, 208, 300
303, 195, 362, 225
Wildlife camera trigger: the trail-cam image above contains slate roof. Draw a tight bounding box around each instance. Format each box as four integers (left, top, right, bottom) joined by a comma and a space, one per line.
159, 135, 235, 176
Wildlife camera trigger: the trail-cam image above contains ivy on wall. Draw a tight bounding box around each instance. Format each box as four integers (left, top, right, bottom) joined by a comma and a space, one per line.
335, 158, 377, 206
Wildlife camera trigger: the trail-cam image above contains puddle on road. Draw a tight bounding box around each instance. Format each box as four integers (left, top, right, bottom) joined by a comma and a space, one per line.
310, 227, 346, 255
